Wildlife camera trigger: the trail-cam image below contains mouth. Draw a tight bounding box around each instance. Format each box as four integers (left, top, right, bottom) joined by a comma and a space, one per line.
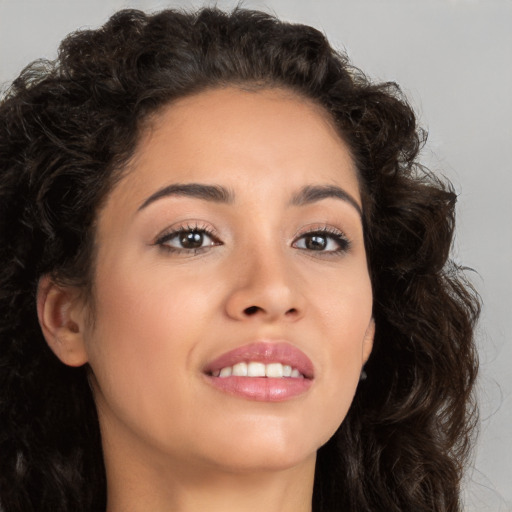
203, 342, 314, 402
211, 361, 306, 379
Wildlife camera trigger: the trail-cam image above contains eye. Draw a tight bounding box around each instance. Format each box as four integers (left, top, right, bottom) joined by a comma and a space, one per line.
293, 229, 350, 253
155, 226, 221, 253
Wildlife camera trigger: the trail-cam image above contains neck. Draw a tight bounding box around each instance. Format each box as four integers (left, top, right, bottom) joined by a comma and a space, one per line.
105, 453, 316, 512
96, 387, 317, 512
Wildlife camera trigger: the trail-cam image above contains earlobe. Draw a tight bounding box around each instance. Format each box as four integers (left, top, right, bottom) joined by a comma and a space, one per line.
37, 275, 89, 367
362, 318, 375, 364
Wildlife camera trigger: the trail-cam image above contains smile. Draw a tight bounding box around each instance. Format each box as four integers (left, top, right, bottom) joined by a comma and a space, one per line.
212, 361, 305, 378
203, 342, 314, 401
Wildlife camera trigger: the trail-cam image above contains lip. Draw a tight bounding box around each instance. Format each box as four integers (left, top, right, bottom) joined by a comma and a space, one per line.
204, 341, 315, 379
203, 341, 314, 402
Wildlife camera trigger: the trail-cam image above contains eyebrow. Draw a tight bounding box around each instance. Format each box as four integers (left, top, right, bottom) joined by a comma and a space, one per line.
138, 183, 234, 211
290, 185, 362, 217
138, 182, 362, 217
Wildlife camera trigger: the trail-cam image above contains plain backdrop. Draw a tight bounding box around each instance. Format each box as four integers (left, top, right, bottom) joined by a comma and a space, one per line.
1, 0, 511, 510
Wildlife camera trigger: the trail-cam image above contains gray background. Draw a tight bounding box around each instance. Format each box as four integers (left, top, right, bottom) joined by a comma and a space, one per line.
1, 0, 510, 509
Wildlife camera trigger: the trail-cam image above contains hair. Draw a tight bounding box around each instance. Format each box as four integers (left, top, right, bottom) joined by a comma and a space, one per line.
0, 7, 479, 512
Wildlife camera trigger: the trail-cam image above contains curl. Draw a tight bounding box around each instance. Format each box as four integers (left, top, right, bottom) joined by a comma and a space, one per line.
0, 7, 479, 511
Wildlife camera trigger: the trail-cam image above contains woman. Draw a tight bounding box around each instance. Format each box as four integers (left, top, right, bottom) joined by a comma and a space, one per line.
0, 7, 479, 512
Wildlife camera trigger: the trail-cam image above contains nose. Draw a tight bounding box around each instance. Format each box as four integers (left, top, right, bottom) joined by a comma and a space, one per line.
224, 246, 305, 323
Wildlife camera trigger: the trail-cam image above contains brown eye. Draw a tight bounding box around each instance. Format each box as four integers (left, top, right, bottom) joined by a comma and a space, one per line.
179, 231, 206, 249
157, 228, 219, 252
303, 234, 328, 251
293, 230, 350, 253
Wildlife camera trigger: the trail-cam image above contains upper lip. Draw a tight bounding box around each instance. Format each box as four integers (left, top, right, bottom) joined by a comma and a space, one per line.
203, 341, 315, 379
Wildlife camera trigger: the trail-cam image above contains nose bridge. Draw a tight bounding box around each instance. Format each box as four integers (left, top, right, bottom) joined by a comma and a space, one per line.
225, 230, 304, 321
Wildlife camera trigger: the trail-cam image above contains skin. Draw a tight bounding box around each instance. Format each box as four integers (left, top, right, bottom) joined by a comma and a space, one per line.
39, 87, 374, 512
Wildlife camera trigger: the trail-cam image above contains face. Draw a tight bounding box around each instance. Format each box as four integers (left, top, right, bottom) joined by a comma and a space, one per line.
79, 87, 373, 475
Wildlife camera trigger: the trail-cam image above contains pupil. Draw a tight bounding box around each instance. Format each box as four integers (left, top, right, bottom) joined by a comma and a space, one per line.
306, 235, 327, 250
180, 231, 203, 248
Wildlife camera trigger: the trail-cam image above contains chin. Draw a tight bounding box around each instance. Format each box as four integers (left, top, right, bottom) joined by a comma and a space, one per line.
209, 445, 317, 474
189, 419, 327, 474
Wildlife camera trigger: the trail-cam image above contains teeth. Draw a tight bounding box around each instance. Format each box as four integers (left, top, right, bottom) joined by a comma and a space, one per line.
248, 362, 266, 377
215, 362, 304, 379
219, 367, 232, 377
266, 363, 283, 378
232, 362, 248, 376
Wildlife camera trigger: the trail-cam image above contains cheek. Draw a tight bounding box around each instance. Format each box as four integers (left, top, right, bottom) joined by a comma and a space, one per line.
314, 261, 373, 351
307, 265, 372, 431
82, 264, 218, 426
90, 259, 217, 348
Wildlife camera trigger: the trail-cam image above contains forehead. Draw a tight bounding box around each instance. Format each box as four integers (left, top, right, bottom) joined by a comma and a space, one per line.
108, 86, 360, 210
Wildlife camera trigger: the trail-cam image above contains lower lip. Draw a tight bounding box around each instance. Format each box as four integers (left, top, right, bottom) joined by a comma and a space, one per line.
204, 375, 313, 402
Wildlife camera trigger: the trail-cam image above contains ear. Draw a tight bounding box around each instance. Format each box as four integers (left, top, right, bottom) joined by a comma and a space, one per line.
362, 318, 375, 364
37, 275, 89, 367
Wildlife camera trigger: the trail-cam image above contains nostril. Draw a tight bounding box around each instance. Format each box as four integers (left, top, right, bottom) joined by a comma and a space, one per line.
242, 306, 298, 317
244, 306, 261, 316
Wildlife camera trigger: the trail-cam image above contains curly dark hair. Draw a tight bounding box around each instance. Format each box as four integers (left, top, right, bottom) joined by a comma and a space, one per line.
0, 7, 479, 512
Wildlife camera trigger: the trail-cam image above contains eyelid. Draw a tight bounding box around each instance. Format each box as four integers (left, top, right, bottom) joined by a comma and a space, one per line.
151, 221, 351, 256
292, 224, 351, 253
153, 221, 221, 249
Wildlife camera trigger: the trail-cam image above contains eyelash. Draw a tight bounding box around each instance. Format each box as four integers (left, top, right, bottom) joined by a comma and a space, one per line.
154, 223, 221, 254
292, 226, 351, 255
154, 224, 351, 256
